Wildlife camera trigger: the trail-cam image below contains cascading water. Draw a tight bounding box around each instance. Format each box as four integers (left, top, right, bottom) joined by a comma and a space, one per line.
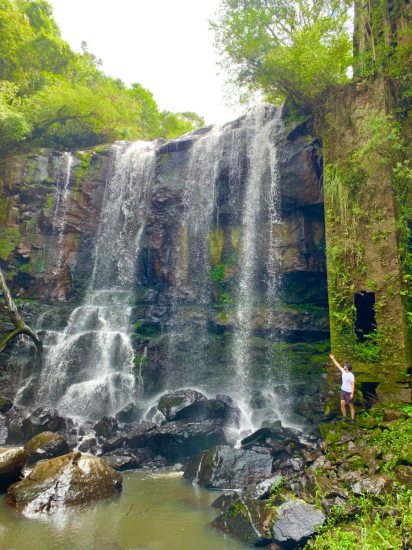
37, 142, 155, 420
158, 105, 288, 432
165, 127, 223, 389
229, 105, 286, 429
52, 152, 73, 277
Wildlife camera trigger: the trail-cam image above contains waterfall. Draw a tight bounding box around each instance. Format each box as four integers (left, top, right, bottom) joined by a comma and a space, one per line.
38, 142, 155, 420
165, 127, 223, 389
52, 152, 73, 279
230, 105, 285, 426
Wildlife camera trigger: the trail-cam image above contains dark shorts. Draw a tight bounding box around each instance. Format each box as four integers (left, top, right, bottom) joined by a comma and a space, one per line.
340, 390, 353, 404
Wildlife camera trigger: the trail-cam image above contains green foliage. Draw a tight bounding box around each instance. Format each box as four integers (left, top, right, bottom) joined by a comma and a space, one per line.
0, 0, 204, 152
211, 0, 352, 111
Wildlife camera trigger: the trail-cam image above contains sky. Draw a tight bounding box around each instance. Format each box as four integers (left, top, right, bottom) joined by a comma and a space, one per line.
48, 0, 245, 126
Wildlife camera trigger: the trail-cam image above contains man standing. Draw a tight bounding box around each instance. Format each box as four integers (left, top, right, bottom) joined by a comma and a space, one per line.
329, 354, 355, 422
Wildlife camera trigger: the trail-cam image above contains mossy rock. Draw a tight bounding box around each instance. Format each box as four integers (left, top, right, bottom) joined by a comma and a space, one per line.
0, 447, 28, 491
24, 431, 70, 465
6, 452, 122, 516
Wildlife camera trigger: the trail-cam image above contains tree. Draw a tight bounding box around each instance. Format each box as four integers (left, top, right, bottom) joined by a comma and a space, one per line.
211, 0, 353, 111
0, 267, 41, 354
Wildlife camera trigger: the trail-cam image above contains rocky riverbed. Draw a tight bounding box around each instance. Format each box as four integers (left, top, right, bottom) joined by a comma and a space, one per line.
0, 389, 411, 548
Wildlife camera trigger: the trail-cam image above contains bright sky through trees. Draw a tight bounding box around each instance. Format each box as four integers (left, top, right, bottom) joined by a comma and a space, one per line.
48, 0, 244, 125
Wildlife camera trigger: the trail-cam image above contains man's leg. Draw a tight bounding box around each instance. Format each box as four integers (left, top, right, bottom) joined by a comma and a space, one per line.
349, 402, 355, 420
340, 399, 347, 418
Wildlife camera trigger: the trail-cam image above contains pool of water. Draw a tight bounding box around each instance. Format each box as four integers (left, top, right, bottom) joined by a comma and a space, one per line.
0, 470, 247, 550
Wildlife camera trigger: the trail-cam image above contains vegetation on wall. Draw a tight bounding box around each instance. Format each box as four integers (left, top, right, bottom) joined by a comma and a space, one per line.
0, 0, 204, 153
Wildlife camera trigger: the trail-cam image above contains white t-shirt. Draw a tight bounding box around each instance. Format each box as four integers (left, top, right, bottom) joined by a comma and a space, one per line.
341, 371, 355, 392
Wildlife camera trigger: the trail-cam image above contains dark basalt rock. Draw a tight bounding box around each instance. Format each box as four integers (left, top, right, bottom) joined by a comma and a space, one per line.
184, 445, 273, 489
115, 403, 143, 424
6, 452, 122, 517
102, 419, 226, 463
93, 416, 118, 439
157, 389, 207, 421
241, 426, 300, 450
212, 496, 272, 546
0, 396, 13, 414
77, 437, 98, 454
101, 421, 158, 454
271, 499, 326, 546
102, 448, 167, 471
0, 447, 28, 491
4, 406, 31, 444
24, 431, 70, 465
21, 407, 67, 440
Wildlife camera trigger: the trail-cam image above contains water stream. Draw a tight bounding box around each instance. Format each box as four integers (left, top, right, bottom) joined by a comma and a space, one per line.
38, 142, 155, 419
0, 472, 246, 550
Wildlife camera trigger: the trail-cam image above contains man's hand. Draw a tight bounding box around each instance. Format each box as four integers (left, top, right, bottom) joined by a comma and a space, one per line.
329, 353, 335, 360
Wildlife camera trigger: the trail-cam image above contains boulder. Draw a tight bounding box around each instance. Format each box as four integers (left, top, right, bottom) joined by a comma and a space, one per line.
157, 389, 207, 421
102, 419, 226, 462
77, 437, 98, 454
350, 475, 393, 496
24, 431, 70, 465
271, 499, 326, 546
4, 406, 31, 444
395, 465, 412, 488
115, 403, 143, 424
382, 409, 406, 422
184, 445, 273, 489
0, 447, 28, 490
212, 496, 272, 546
0, 396, 13, 414
241, 426, 300, 451
21, 408, 67, 440
102, 448, 166, 471
6, 452, 122, 517
93, 416, 118, 439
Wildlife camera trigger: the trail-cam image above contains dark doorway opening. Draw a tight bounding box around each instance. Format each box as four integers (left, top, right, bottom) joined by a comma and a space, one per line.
354, 291, 376, 342
360, 381, 379, 407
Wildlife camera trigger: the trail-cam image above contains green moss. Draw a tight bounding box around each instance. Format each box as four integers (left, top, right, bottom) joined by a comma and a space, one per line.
75, 152, 92, 189
208, 228, 224, 266
0, 227, 20, 260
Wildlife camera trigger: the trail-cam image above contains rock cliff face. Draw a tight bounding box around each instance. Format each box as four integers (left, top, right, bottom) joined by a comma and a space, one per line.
0, 106, 329, 424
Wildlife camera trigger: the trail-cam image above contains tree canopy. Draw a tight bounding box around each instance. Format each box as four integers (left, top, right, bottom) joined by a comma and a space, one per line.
211, 0, 353, 111
0, 0, 204, 153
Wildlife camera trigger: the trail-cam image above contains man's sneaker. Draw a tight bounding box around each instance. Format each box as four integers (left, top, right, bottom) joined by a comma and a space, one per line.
349, 419, 355, 424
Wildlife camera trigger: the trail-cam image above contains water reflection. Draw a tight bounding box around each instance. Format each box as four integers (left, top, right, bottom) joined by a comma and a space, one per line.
0, 471, 247, 550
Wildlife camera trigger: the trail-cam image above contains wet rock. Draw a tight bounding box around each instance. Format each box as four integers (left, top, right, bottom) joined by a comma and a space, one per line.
157, 389, 207, 421
24, 431, 70, 465
101, 422, 157, 454
77, 437, 98, 454
241, 426, 300, 451
212, 496, 272, 546
395, 465, 412, 488
102, 448, 166, 471
148, 419, 227, 461
382, 409, 406, 422
271, 499, 326, 546
184, 445, 273, 489
0, 447, 28, 490
4, 406, 31, 444
115, 403, 143, 424
350, 475, 393, 496
21, 408, 67, 440
0, 418, 6, 446
211, 492, 237, 512
93, 416, 118, 439
245, 475, 284, 500
6, 452, 122, 517
0, 396, 13, 414
102, 419, 226, 462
